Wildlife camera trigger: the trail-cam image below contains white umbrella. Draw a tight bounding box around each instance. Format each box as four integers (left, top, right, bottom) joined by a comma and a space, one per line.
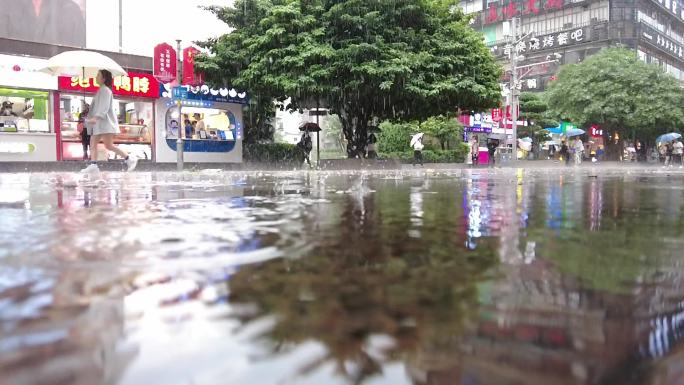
38, 50, 127, 78
410, 133, 424, 147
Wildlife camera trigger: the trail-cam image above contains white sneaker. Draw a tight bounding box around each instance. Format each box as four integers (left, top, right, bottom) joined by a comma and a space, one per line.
126, 155, 138, 172
80, 163, 100, 174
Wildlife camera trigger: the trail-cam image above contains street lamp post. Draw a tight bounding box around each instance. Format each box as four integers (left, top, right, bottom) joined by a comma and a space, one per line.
176, 39, 184, 172
507, 17, 560, 161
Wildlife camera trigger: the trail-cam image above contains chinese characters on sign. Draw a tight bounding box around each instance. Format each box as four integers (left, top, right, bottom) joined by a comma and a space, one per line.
182, 47, 204, 86
502, 27, 586, 58
590, 125, 603, 138
486, 0, 572, 24
57, 72, 160, 98
153, 43, 177, 83
641, 25, 684, 59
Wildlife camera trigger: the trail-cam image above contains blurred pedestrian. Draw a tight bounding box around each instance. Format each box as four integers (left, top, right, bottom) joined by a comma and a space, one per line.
80, 70, 138, 174
470, 136, 479, 166
665, 142, 674, 167
298, 131, 313, 166
411, 133, 424, 166
487, 139, 498, 166
77, 104, 90, 160
559, 140, 570, 166
673, 139, 683, 168
184, 119, 193, 139
367, 133, 377, 159
659, 143, 668, 165
573, 137, 584, 165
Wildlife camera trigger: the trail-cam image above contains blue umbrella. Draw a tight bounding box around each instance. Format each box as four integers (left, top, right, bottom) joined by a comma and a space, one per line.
656, 132, 682, 144
565, 128, 585, 137
544, 125, 562, 134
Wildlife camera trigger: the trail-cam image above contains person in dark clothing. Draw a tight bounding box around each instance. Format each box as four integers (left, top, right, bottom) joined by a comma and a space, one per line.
298, 132, 313, 166
559, 141, 571, 166
487, 139, 499, 166
77, 104, 90, 160
184, 119, 193, 139
0, 0, 86, 47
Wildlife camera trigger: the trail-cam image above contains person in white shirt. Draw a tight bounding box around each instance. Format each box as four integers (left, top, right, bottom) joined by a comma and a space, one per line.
573, 138, 584, 165
81, 70, 138, 174
412, 134, 424, 166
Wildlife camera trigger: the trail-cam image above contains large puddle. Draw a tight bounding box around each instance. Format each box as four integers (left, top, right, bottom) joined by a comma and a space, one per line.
1, 168, 684, 385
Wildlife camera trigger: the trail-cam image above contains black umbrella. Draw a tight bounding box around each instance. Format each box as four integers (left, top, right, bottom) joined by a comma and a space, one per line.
299, 122, 321, 132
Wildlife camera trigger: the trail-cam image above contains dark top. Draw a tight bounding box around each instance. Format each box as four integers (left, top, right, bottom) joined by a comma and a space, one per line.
0, 0, 86, 47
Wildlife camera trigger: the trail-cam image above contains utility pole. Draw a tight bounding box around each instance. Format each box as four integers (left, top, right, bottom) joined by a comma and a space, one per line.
118, 0, 123, 53
176, 39, 184, 171
510, 16, 519, 160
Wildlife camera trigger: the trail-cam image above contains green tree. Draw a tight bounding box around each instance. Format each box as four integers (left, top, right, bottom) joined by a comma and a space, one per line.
420, 115, 463, 150
518, 92, 556, 155
197, 0, 281, 143
547, 48, 684, 158
197, 0, 502, 157
377, 120, 419, 153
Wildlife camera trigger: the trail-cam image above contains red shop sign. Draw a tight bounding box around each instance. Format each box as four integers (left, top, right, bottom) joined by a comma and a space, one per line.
153, 43, 177, 83
58, 72, 160, 98
590, 124, 603, 137
182, 46, 204, 86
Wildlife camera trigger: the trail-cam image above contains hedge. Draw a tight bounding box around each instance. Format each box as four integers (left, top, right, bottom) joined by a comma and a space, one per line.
243, 143, 305, 163
381, 146, 468, 164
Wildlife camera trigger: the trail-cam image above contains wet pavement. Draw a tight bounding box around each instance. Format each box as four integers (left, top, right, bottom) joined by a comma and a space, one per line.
1, 168, 684, 385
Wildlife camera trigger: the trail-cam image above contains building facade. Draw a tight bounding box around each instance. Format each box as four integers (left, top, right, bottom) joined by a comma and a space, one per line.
460, 0, 684, 91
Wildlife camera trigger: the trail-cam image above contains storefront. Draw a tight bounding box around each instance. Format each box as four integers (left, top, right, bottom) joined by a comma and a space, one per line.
154, 84, 247, 163
56, 72, 159, 161
0, 54, 58, 162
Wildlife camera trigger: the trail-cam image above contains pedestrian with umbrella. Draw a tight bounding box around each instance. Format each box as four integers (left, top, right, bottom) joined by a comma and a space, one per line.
81, 70, 138, 174
656, 133, 682, 167
410, 133, 424, 167
298, 123, 319, 167
39, 50, 137, 173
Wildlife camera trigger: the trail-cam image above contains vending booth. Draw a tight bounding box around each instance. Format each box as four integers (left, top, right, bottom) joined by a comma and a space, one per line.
155, 84, 246, 164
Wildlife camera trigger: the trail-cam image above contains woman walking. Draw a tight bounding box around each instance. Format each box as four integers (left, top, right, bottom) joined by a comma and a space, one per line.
81, 70, 137, 173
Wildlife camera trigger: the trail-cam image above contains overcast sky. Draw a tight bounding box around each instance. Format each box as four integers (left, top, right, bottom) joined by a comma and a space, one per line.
87, 0, 232, 56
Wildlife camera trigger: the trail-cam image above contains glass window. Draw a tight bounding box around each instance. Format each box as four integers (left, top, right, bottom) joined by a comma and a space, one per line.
0, 88, 50, 133
165, 107, 238, 142
59, 94, 153, 160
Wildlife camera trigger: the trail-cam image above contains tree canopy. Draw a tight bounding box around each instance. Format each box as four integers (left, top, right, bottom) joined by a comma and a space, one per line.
518, 92, 555, 147
546, 48, 684, 143
196, 0, 502, 156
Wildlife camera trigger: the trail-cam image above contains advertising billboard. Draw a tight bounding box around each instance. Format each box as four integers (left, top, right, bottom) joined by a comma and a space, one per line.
0, 0, 86, 47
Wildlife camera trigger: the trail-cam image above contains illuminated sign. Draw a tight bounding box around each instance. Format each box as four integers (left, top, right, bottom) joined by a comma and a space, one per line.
58, 72, 160, 98
0, 142, 36, 154
154, 43, 177, 83
160, 84, 249, 105
485, 0, 579, 24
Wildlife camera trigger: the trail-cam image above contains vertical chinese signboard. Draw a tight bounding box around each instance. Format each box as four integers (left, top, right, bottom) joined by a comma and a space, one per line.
182, 47, 204, 86
153, 43, 177, 83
